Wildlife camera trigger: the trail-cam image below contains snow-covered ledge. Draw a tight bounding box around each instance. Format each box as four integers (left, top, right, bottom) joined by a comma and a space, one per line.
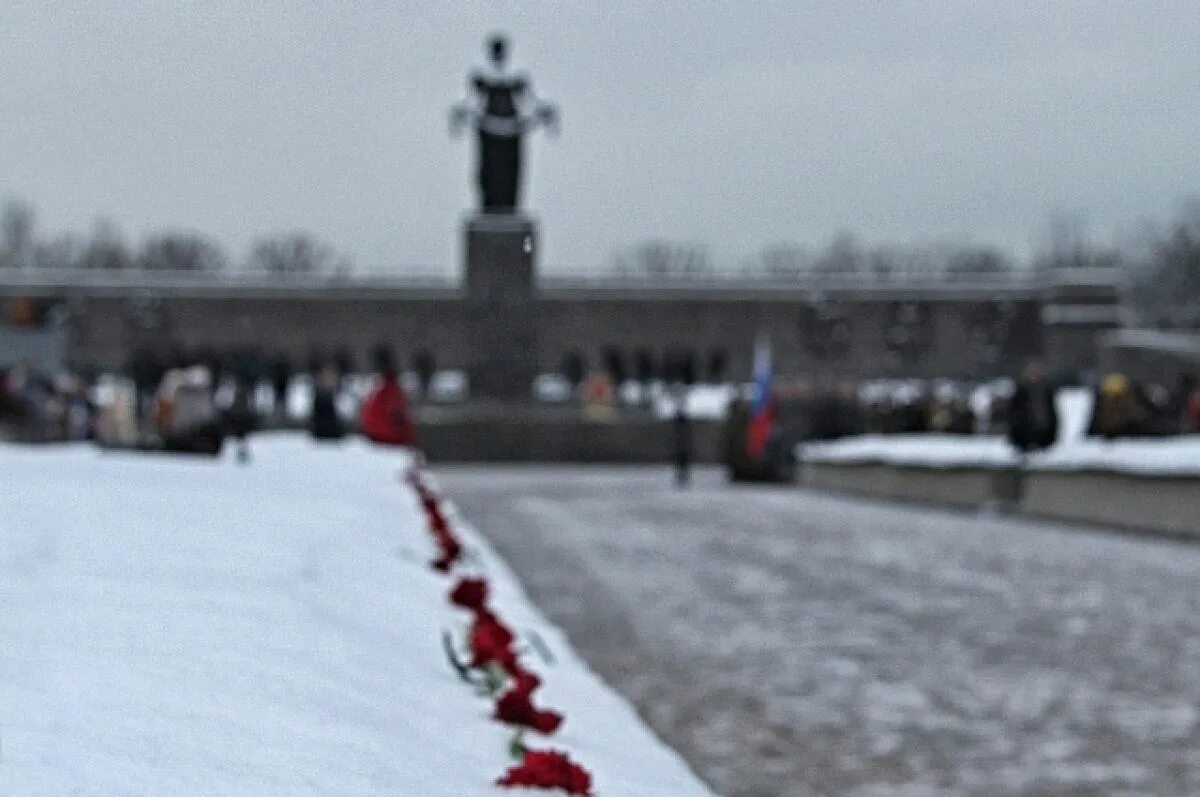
798, 435, 1200, 479
797, 435, 1200, 536
0, 436, 715, 796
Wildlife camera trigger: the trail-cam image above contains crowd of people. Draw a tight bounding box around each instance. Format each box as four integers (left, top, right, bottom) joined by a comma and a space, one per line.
0, 344, 421, 456
714, 363, 1200, 480
0, 362, 95, 443
5, 345, 1200, 470
766, 366, 1200, 450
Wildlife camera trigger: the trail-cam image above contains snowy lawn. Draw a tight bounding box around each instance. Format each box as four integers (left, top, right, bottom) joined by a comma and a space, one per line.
0, 435, 713, 796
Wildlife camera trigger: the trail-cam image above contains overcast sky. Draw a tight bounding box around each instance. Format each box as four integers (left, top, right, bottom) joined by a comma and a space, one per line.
2, 1, 1197, 273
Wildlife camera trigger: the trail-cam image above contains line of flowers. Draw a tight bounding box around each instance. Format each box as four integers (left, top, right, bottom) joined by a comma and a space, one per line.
406, 468, 595, 796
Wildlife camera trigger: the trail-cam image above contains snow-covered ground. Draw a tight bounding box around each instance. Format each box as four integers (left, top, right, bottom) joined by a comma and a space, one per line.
0, 436, 714, 796
799, 388, 1200, 477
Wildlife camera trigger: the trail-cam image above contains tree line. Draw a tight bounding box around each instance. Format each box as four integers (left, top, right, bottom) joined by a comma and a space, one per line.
0, 198, 350, 275
607, 201, 1199, 329
608, 212, 1127, 281
4, 194, 1195, 329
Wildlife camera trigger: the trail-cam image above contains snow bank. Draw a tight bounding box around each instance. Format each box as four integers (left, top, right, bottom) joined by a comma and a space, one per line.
799, 386, 1200, 477
0, 435, 713, 796
1027, 437, 1200, 477
1056, 387, 1093, 445
799, 433, 1200, 478
798, 434, 1020, 469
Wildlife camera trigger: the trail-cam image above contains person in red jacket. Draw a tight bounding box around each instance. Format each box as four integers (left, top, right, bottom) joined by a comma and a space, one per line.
359, 346, 417, 446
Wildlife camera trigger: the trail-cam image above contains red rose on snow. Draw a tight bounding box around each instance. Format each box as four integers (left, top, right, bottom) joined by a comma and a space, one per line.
470, 610, 518, 671
449, 577, 488, 611
495, 687, 563, 735
497, 749, 592, 795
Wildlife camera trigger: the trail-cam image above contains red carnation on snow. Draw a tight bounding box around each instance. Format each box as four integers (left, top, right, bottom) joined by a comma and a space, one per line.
407, 470, 463, 571
428, 509, 452, 539
449, 577, 488, 611
494, 685, 563, 735
470, 610, 519, 672
422, 494, 450, 535
431, 536, 461, 572
426, 508, 462, 572
510, 667, 541, 696
497, 749, 592, 795
408, 472, 438, 508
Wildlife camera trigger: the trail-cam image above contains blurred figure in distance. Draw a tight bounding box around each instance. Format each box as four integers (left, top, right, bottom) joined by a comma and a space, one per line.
359, 345, 417, 446
1007, 360, 1058, 453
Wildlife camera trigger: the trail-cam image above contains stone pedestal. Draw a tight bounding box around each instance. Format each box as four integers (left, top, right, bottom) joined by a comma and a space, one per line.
463, 213, 538, 400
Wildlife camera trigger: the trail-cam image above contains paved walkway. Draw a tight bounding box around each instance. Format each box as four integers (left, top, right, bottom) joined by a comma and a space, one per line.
435, 466, 1200, 797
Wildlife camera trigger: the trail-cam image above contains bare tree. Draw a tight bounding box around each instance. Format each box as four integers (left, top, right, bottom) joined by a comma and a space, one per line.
811, 230, 864, 275
137, 232, 226, 271
248, 232, 343, 275
752, 243, 811, 277
1133, 200, 1200, 328
610, 240, 711, 277
79, 219, 131, 270
34, 234, 83, 270
1034, 210, 1122, 270
1, 198, 36, 268
944, 245, 1013, 277
866, 243, 941, 280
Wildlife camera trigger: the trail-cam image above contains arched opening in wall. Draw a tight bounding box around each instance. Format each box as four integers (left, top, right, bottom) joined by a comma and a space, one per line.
306, 344, 327, 375
634, 347, 656, 384
661, 350, 679, 384
602, 345, 626, 386
167, 341, 191, 370
227, 344, 264, 391
412, 348, 436, 393
706, 346, 728, 384
663, 348, 697, 385
679, 349, 697, 385
334, 345, 356, 379
560, 350, 586, 389
268, 351, 292, 415
371, 342, 396, 376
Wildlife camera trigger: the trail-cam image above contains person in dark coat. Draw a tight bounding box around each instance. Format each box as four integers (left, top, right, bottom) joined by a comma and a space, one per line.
1007, 361, 1058, 452
310, 364, 344, 440
269, 353, 291, 419
223, 379, 256, 463
672, 392, 692, 488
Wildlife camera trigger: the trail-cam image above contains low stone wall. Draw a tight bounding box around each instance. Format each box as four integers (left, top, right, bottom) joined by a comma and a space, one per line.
799, 460, 1200, 538
801, 462, 1001, 509
1021, 470, 1200, 539
417, 413, 722, 463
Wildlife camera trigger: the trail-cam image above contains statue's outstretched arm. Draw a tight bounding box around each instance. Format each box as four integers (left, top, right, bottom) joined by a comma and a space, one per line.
448, 75, 482, 137
521, 79, 559, 136
535, 102, 559, 136
449, 103, 477, 136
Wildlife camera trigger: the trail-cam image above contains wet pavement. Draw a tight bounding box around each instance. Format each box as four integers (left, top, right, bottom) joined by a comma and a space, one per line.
434, 466, 1200, 797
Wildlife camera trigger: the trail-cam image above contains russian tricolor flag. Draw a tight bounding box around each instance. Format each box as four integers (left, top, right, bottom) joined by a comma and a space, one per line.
746, 334, 775, 461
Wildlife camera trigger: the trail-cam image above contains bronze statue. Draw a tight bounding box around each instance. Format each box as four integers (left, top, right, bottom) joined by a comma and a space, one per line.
450, 34, 558, 213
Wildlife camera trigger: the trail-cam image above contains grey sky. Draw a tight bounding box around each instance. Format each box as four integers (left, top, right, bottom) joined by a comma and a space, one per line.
2, 1, 1197, 273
